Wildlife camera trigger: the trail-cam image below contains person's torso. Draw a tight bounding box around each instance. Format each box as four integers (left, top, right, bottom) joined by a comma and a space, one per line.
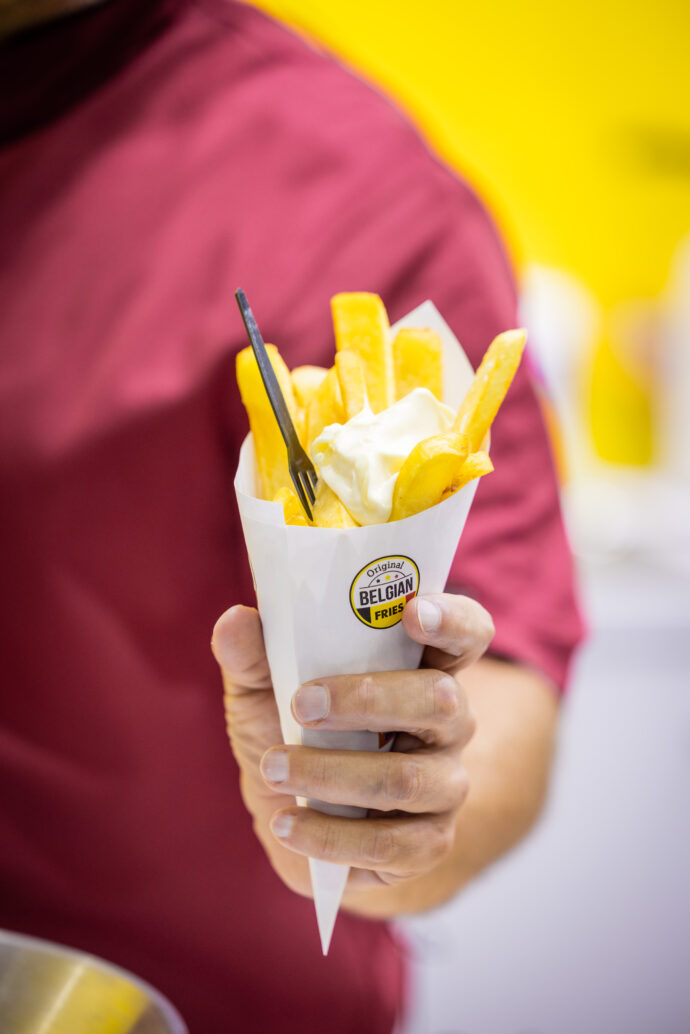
0, 3, 417, 1029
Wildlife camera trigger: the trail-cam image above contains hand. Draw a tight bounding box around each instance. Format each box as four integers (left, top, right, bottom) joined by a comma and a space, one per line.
211, 594, 493, 899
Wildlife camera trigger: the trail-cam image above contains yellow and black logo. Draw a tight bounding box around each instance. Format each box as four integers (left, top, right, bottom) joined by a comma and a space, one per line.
349, 555, 420, 630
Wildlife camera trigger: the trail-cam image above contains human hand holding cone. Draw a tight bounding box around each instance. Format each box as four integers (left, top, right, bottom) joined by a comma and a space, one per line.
232, 294, 525, 952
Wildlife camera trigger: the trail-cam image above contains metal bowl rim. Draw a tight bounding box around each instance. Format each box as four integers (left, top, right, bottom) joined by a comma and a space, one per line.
0, 928, 187, 1034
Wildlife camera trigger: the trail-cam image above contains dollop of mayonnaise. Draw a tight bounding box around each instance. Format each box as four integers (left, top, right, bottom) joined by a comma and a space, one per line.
311, 388, 454, 525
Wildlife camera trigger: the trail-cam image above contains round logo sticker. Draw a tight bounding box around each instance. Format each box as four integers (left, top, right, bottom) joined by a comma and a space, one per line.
349, 555, 420, 630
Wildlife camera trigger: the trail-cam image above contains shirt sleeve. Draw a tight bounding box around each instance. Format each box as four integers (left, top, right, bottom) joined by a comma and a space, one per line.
381, 171, 585, 691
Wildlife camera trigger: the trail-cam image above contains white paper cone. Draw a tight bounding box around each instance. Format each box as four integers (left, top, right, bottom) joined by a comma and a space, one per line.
234, 302, 480, 953
309, 858, 350, 955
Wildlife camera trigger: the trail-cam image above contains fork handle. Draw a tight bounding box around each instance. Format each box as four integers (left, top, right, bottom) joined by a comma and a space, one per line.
235, 289, 300, 451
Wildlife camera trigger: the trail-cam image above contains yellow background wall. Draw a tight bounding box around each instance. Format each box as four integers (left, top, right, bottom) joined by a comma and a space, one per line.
250, 0, 689, 306
250, 0, 690, 465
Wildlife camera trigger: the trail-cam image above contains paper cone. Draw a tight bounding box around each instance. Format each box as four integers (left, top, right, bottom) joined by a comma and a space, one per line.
309, 858, 350, 955
234, 302, 480, 953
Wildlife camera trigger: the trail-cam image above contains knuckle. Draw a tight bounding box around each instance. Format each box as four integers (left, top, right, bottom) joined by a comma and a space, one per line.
433, 818, 455, 859
477, 604, 495, 645
318, 820, 341, 862
458, 769, 470, 806
429, 671, 461, 721
440, 823, 455, 857
354, 675, 378, 722
448, 763, 470, 808
369, 825, 395, 865
310, 751, 332, 791
385, 758, 422, 805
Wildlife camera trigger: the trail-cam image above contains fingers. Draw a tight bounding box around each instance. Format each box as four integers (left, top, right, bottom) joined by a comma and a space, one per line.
211, 605, 271, 693
268, 807, 457, 878
291, 668, 474, 748
260, 745, 469, 814
403, 593, 494, 671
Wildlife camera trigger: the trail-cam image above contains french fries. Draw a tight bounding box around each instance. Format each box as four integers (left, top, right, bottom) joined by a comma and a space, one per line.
236, 295, 525, 527
312, 480, 357, 528
335, 350, 368, 420
331, 293, 394, 413
391, 431, 470, 522
236, 343, 299, 500
393, 327, 443, 402
306, 367, 344, 451
291, 365, 327, 408
273, 486, 310, 527
404, 449, 493, 515
453, 328, 527, 450
452, 450, 494, 493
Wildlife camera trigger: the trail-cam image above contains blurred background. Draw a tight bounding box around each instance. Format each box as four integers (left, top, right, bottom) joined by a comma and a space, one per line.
247, 2, 690, 1032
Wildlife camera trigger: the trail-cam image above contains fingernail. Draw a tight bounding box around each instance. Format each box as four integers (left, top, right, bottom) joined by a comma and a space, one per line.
271, 813, 294, 839
293, 684, 329, 723
417, 599, 442, 633
261, 750, 289, 783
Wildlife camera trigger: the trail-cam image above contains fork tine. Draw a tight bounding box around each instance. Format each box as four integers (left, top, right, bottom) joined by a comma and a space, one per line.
302, 469, 317, 505
301, 493, 313, 522
292, 471, 313, 522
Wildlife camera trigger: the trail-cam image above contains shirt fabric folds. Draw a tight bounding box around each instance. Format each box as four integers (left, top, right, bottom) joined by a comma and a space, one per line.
0, 2, 584, 1031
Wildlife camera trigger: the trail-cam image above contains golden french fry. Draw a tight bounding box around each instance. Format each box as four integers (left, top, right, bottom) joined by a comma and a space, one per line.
291, 365, 327, 408
293, 407, 308, 447
273, 486, 310, 526
236, 343, 298, 500
237, 292, 517, 524
312, 479, 357, 528
445, 451, 493, 497
335, 350, 368, 419
454, 329, 527, 449
392, 327, 443, 401
306, 366, 344, 450
331, 292, 394, 413
390, 431, 470, 522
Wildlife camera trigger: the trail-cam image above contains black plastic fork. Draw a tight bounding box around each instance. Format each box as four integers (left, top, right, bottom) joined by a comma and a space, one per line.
235, 288, 318, 521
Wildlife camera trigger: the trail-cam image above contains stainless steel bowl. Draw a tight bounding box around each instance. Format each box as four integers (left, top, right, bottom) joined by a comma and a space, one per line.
0, 929, 188, 1034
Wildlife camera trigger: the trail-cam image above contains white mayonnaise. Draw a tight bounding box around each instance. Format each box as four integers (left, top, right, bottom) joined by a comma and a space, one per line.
311, 388, 454, 525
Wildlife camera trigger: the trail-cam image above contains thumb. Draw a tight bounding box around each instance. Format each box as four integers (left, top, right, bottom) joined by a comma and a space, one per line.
212, 605, 272, 695
212, 607, 310, 894
212, 605, 282, 770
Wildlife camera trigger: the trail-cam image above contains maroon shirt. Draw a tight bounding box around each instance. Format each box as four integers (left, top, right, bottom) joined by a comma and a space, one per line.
0, 2, 583, 1031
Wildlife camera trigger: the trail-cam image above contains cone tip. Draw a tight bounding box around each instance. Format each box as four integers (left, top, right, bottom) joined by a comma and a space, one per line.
309, 858, 349, 956
312, 875, 341, 955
